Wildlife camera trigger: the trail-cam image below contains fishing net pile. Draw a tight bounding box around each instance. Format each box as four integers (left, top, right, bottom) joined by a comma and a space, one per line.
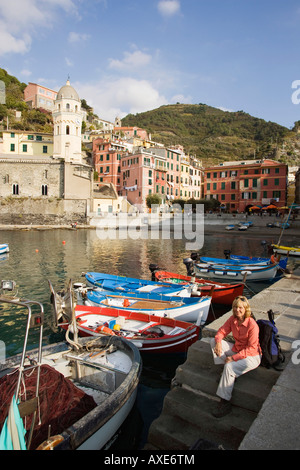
0, 364, 97, 449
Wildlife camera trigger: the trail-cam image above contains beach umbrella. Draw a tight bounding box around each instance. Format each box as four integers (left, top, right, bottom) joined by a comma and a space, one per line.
265, 204, 278, 210
250, 205, 261, 210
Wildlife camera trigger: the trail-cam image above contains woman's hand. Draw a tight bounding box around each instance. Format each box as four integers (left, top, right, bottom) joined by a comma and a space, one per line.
214, 342, 222, 357
225, 356, 233, 363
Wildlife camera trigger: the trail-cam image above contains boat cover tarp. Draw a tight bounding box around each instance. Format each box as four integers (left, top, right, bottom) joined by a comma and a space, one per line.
0, 364, 97, 449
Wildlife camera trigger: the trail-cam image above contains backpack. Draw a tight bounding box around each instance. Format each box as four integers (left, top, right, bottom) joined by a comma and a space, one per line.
256, 310, 285, 370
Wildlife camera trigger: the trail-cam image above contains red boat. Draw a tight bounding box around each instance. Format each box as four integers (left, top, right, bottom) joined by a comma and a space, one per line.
62, 304, 201, 354
154, 271, 244, 305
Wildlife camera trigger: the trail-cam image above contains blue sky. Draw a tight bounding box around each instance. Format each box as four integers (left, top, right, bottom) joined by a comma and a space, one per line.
0, 0, 300, 128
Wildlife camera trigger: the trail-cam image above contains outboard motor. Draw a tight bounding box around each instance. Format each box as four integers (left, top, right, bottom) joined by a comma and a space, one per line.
224, 249, 231, 259
190, 252, 199, 262
149, 263, 160, 281
183, 257, 195, 276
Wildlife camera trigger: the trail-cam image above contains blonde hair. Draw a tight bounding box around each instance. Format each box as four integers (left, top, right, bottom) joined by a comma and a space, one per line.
232, 296, 252, 318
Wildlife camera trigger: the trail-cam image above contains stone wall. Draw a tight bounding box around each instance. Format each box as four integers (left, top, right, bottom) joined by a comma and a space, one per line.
0, 198, 88, 225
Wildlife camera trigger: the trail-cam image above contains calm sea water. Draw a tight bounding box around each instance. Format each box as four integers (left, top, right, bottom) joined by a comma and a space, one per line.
0, 228, 297, 448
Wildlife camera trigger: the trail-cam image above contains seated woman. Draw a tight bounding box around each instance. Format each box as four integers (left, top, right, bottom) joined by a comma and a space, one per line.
211, 296, 262, 418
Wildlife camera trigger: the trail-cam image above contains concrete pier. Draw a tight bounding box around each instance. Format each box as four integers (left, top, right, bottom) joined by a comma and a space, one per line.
145, 269, 300, 450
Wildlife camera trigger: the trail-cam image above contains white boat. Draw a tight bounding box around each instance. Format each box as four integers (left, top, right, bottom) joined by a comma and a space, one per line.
80, 286, 211, 325
193, 261, 280, 282
0, 244, 9, 255
226, 224, 235, 231
0, 282, 141, 451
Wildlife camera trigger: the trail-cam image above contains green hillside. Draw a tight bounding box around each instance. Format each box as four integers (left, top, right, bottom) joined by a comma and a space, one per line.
122, 104, 300, 166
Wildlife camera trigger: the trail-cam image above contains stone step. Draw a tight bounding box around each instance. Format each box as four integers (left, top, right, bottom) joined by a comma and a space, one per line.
173, 340, 281, 412
147, 386, 257, 450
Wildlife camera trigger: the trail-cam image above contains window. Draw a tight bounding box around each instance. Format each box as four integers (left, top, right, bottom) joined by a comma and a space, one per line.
244, 179, 249, 188
221, 182, 225, 190
207, 183, 210, 190
10, 144, 15, 151
36, 136, 42, 141
207, 172, 211, 179
22, 144, 27, 152
275, 168, 279, 174
66, 125, 70, 135
12, 184, 19, 195
231, 182, 236, 190
43, 146, 48, 154
213, 183, 217, 190
28, 135, 34, 140
273, 191, 281, 198
10, 133, 15, 138
231, 194, 236, 200
253, 178, 258, 188
263, 179, 268, 186
42, 184, 48, 196
274, 178, 279, 186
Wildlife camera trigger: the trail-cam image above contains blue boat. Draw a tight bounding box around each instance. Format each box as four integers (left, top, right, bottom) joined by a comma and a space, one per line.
229, 254, 288, 270
194, 261, 280, 282
0, 244, 9, 255
85, 272, 193, 297
81, 288, 212, 324
199, 256, 288, 270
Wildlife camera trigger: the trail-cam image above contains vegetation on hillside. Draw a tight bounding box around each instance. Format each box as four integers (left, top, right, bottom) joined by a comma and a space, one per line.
1, 67, 299, 166
122, 104, 300, 166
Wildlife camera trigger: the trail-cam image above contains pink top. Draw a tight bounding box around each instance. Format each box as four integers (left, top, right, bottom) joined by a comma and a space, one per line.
215, 316, 262, 362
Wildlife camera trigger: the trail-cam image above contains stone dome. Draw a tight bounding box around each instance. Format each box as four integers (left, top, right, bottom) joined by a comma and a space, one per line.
57, 80, 80, 101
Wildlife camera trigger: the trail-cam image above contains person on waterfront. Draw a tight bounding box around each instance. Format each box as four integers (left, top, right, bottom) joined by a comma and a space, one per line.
210, 296, 262, 418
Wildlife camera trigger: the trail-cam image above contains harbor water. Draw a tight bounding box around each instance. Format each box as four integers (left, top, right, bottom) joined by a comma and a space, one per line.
0, 227, 298, 449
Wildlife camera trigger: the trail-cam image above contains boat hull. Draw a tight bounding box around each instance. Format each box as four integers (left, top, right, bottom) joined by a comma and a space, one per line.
85, 271, 191, 297
194, 262, 279, 282
0, 244, 9, 255
154, 270, 244, 305
0, 336, 141, 451
271, 244, 300, 257
64, 305, 201, 354
85, 289, 211, 325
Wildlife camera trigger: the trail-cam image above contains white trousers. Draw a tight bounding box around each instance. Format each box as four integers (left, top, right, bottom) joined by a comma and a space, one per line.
210, 339, 261, 401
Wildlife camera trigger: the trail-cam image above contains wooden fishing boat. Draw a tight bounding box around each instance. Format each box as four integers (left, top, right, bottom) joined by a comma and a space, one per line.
56, 304, 201, 354
153, 270, 244, 305
80, 286, 211, 325
193, 261, 280, 282
0, 244, 9, 255
228, 254, 288, 270
85, 271, 192, 297
0, 283, 141, 451
271, 244, 300, 257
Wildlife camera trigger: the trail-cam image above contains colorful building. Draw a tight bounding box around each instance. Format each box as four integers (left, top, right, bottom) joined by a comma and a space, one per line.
204, 159, 288, 212
24, 82, 57, 111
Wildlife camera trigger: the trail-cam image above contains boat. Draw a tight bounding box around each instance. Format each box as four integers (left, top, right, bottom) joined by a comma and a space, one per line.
50, 288, 201, 353
78, 285, 211, 325
225, 224, 235, 231
84, 271, 193, 297
0, 244, 9, 255
228, 253, 288, 270
152, 270, 244, 305
238, 224, 248, 231
0, 281, 141, 451
193, 261, 280, 282
270, 244, 300, 257
199, 255, 288, 270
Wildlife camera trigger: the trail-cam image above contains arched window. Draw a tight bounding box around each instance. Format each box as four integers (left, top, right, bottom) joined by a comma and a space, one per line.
66, 103, 70, 110
66, 125, 70, 135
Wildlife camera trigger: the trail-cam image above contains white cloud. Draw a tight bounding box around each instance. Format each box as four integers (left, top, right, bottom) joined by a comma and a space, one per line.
65, 57, 74, 67
108, 50, 152, 71
0, 0, 79, 56
76, 77, 167, 122
68, 31, 90, 43
157, 0, 181, 17
20, 68, 32, 77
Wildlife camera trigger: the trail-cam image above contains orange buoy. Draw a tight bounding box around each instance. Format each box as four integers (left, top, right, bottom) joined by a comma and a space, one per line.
123, 299, 130, 307
95, 325, 115, 335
